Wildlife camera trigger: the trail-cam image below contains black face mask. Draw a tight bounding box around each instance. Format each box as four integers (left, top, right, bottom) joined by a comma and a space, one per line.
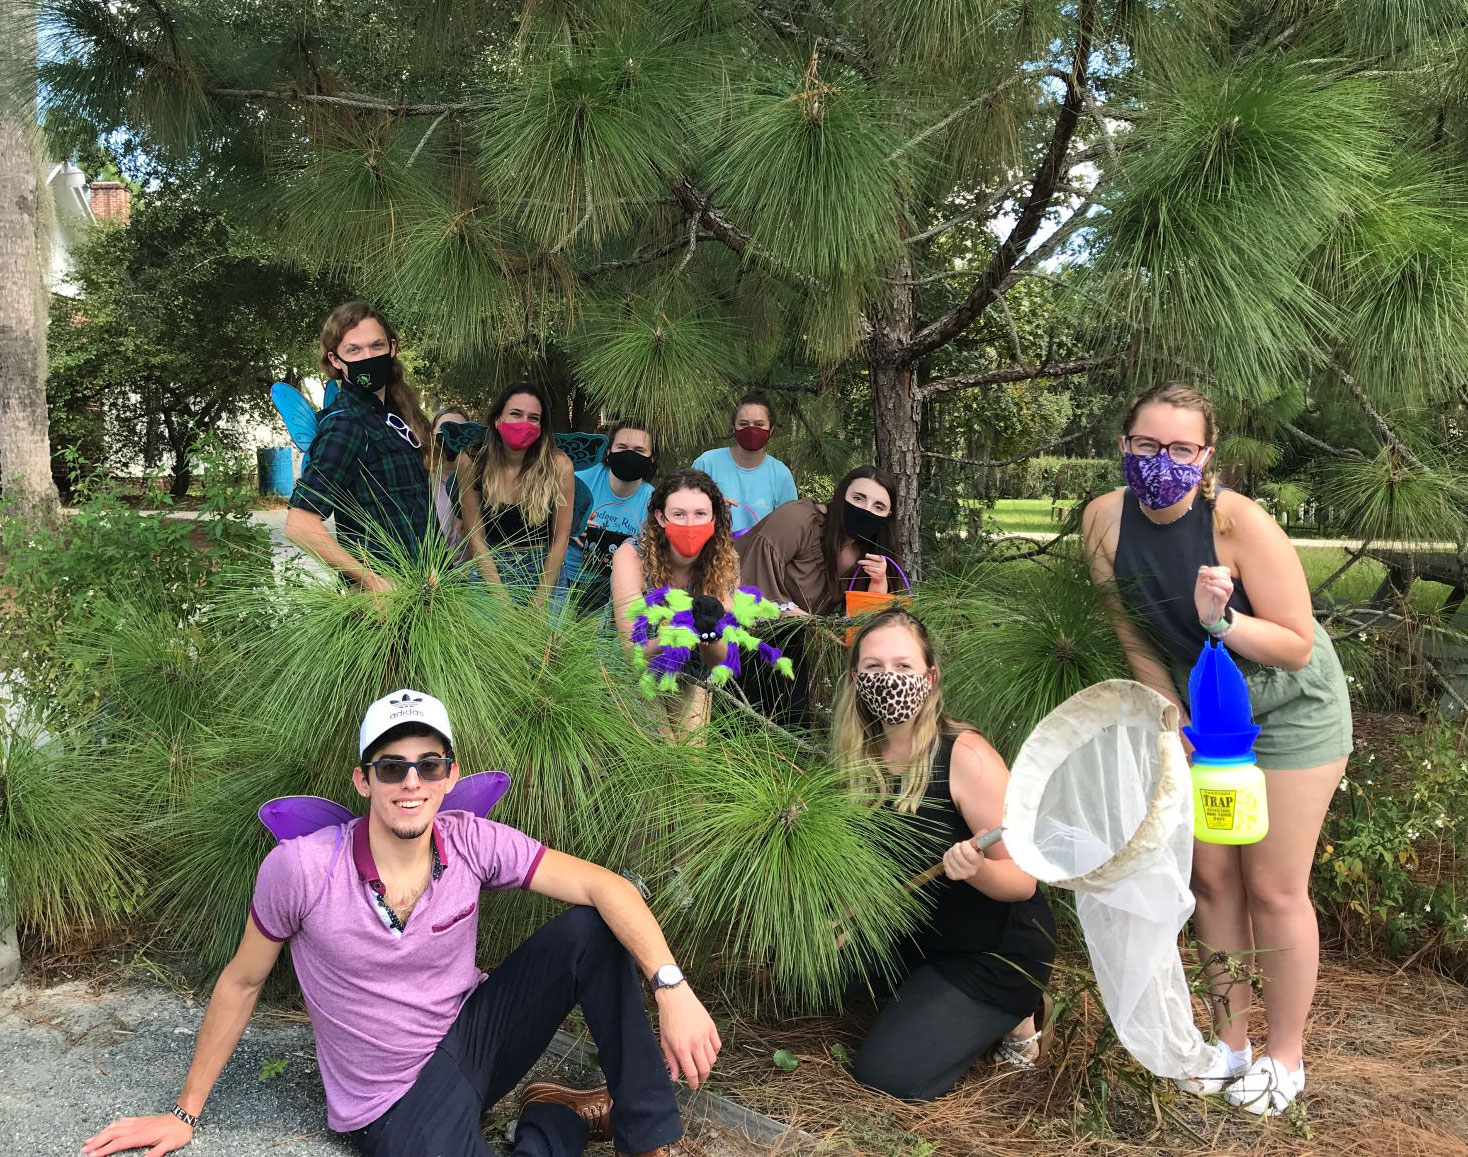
336, 351, 394, 393
606, 449, 655, 483
842, 500, 888, 548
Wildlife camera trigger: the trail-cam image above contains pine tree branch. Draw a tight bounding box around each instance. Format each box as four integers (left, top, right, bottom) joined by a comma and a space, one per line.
1280, 421, 1367, 461
888, 70, 1043, 162
900, 0, 1097, 363
671, 177, 751, 257
918, 353, 1118, 401
922, 426, 1093, 468
208, 88, 472, 115
995, 197, 1099, 294
753, 7, 870, 73
579, 232, 716, 278
1312, 538, 1375, 598
1332, 361, 1428, 472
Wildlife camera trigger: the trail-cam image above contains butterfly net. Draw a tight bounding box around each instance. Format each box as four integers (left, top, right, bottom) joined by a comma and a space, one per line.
1003, 680, 1214, 1079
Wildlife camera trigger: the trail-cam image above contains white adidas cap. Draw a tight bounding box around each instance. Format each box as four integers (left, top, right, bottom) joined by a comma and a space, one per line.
359, 689, 454, 760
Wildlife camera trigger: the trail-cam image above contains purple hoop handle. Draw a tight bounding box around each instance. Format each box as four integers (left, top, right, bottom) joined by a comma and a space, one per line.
846, 556, 912, 593
728, 498, 758, 539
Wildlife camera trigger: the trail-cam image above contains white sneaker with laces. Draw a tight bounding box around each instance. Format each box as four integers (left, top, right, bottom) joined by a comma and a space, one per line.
1175, 1039, 1253, 1096
1225, 1055, 1305, 1116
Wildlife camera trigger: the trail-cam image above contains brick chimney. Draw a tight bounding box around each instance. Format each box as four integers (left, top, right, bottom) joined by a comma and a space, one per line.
89, 181, 131, 224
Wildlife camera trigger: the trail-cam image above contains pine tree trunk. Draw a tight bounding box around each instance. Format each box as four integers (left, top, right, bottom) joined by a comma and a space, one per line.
867, 261, 923, 575
0, 1, 60, 521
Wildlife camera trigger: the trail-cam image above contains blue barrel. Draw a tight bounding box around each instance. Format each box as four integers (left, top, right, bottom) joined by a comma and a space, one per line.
257, 446, 295, 498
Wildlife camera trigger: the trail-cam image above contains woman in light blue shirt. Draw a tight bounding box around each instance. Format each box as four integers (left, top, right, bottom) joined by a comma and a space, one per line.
561, 420, 657, 612
690, 391, 797, 534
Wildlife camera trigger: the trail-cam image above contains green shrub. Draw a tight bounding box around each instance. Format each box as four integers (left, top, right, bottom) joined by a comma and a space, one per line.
985, 456, 1117, 501
0, 440, 269, 715
1315, 715, 1468, 965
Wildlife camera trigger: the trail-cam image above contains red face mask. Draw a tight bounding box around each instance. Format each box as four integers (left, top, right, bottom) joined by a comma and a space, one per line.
497, 420, 541, 451
734, 426, 771, 452
664, 519, 716, 558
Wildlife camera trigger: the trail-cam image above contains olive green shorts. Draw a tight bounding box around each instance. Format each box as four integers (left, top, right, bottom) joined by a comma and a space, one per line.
1172, 620, 1354, 772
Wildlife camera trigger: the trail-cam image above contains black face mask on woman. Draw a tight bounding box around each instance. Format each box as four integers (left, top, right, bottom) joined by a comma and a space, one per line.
606, 449, 655, 483
842, 500, 888, 549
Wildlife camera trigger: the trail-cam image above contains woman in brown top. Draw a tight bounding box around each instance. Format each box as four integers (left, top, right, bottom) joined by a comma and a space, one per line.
734, 464, 909, 724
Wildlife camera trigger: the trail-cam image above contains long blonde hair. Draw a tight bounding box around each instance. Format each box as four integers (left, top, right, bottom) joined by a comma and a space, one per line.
475, 381, 563, 526
1123, 381, 1234, 534
832, 610, 967, 815
318, 302, 431, 463
637, 469, 740, 598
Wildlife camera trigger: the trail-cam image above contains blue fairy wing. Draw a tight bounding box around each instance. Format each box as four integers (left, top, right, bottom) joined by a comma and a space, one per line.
554, 432, 608, 472
322, 379, 340, 412
257, 796, 355, 842
438, 420, 488, 459
271, 383, 319, 455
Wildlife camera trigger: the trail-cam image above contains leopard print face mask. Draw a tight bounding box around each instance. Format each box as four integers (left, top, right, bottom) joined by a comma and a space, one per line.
854, 670, 932, 725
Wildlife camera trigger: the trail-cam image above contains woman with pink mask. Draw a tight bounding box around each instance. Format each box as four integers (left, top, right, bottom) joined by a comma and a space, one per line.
456, 381, 575, 605
611, 469, 739, 736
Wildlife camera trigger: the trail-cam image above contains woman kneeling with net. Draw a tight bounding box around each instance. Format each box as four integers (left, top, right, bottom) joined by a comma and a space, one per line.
832, 610, 1055, 1100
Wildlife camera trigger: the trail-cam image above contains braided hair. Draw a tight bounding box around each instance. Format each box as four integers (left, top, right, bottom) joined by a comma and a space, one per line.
1123, 382, 1234, 534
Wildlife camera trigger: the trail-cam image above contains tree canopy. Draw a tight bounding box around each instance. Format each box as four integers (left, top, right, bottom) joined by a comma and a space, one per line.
36, 0, 1468, 560
47, 185, 349, 494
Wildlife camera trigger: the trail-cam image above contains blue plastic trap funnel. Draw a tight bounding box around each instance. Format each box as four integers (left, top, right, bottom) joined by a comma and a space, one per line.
1181, 639, 1262, 761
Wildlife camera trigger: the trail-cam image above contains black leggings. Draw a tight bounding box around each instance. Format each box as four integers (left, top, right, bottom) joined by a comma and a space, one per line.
852, 963, 1025, 1102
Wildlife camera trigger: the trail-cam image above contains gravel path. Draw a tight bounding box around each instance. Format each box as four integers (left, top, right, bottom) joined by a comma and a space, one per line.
1, 978, 773, 1157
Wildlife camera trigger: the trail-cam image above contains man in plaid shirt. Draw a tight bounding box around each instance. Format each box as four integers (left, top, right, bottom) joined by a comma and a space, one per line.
286, 305, 433, 587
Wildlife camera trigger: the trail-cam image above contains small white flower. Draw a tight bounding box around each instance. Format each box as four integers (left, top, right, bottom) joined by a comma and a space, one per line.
1425, 904, 1432, 913
1406, 829, 1420, 841
1438, 815, 1449, 828
1338, 779, 1350, 793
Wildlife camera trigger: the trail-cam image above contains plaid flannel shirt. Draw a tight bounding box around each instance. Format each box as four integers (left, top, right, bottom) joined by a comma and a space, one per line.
289, 381, 431, 565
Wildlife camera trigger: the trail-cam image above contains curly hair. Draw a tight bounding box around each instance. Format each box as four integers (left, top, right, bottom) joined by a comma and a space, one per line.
1123, 381, 1233, 534
637, 469, 740, 599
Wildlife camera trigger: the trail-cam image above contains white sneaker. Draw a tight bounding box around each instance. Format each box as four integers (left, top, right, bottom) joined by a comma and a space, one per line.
1225, 1055, 1305, 1116
1176, 1039, 1253, 1096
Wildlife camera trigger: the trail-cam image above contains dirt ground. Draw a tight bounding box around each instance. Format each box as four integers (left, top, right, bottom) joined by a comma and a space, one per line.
699, 952, 1468, 1154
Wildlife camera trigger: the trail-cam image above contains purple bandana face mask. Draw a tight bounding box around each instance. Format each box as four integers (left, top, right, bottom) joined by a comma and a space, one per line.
1123, 451, 1203, 510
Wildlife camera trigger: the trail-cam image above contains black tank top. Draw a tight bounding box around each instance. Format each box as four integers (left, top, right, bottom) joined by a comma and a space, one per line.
1112, 489, 1253, 666
910, 733, 1056, 1015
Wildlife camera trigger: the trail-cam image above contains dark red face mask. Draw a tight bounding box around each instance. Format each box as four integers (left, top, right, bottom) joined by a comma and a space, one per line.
734, 426, 771, 452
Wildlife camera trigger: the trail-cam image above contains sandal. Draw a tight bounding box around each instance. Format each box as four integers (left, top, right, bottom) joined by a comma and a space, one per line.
997, 992, 1053, 1070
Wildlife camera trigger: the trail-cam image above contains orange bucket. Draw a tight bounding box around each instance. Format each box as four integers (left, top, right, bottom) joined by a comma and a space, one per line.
843, 558, 913, 645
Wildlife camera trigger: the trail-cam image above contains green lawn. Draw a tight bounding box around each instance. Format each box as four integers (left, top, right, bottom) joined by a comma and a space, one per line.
978, 500, 1453, 613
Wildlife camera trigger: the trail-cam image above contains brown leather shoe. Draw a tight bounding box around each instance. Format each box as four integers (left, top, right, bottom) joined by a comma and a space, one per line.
519, 1082, 613, 1143
615, 1138, 707, 1157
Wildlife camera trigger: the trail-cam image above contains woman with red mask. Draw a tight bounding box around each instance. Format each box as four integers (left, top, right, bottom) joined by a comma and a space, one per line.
456, 381, 574, 605
611, 469, 740, 736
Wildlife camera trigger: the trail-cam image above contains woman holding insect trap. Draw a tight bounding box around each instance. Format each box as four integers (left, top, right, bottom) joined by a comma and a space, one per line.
1081, 382, 1352, 1116
832, 610, 1054, 1101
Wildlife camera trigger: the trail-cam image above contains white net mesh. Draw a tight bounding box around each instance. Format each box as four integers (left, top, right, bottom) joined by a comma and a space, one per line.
1003, 680, 1214, 1079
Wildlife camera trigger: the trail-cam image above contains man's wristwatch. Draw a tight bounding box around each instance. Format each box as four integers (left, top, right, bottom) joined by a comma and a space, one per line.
650, 963, 686, 993
170, 1105, 199, 1129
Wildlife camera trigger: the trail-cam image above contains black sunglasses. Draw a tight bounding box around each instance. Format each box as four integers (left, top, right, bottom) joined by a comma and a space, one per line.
362, 755, 452, 784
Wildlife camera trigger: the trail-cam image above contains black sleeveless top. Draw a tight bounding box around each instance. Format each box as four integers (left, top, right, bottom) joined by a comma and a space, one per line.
910, 733, 1056, 1016
1112, 489, 1253, 666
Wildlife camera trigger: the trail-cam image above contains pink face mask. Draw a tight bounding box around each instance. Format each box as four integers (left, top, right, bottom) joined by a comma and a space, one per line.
497, 420, 541, 451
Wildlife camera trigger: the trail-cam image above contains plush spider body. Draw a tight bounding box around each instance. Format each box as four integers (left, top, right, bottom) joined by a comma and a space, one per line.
627, 585, 795, 696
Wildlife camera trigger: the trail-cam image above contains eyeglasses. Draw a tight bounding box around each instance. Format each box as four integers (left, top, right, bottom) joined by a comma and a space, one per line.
1123, 436, 1207, 464
363, 755, 451, 783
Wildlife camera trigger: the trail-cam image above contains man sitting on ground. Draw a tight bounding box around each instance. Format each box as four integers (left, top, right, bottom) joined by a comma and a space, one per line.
82, 689, 720, 1157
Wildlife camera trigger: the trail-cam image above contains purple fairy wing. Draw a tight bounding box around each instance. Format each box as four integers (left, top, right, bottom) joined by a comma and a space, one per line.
440, 771, 512, 817
258, 796, 355, 843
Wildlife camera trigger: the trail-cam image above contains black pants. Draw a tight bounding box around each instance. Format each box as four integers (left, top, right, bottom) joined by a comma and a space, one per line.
737, 626, 811, 730
352, 906, 682, 1157
851, 963, 1025, 1102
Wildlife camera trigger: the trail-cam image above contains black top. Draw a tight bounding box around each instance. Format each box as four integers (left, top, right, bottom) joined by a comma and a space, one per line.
289, 381, 431, 563
1112, 489, 1254, 666
910, 733, 1055, 1016
446, 473, 550, 551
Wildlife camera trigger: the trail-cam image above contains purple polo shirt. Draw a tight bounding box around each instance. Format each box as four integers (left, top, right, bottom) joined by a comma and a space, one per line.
249, 811, 546, 1132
